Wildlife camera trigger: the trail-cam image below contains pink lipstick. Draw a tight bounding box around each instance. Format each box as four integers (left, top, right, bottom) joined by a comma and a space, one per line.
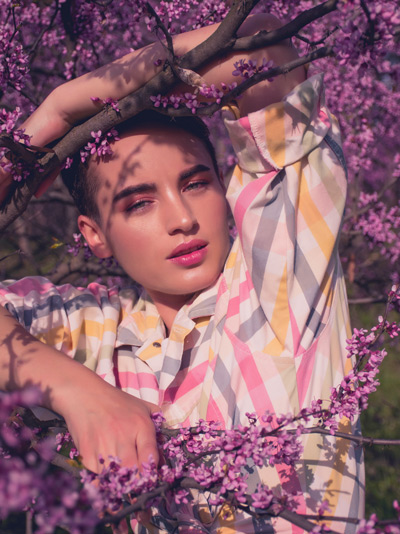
168, 239, 208, 267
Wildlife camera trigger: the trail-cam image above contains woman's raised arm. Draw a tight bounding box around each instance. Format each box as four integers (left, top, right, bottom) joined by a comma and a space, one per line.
23, 14, 305, 147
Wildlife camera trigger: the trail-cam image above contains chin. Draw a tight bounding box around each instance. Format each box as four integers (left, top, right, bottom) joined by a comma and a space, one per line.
173, 273, 221, 296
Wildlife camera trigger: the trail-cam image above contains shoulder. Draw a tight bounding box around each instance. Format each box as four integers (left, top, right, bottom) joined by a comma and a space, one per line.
0, 276, 134, 313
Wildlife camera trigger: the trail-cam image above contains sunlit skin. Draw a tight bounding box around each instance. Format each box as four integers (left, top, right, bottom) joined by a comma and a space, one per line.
78, 125, 231, 331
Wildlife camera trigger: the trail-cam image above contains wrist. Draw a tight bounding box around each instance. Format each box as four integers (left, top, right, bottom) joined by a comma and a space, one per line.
45, 357, 113, 417
21, 91, 71, 148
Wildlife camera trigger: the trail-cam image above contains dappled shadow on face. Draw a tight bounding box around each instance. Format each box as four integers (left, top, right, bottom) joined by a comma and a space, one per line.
91, 123, 221, 235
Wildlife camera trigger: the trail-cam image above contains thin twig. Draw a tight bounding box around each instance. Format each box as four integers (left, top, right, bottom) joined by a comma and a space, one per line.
360, 0, 375, 45
303, 426, 400, 446
49, 450, 82, 478
0, 249, 24, 263
230, 0, 339, 52
29, 0, 60, 61
295, 26, 339, 47
348, 297, 387, 305
9, 5, 19, 43
146, 2, 175, 60
7, 82, 40, 107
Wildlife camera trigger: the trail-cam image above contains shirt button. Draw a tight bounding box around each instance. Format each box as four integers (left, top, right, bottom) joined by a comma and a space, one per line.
153, 342, 161, 348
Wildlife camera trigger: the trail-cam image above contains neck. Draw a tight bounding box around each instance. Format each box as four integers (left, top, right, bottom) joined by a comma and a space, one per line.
147, 290, 194, 334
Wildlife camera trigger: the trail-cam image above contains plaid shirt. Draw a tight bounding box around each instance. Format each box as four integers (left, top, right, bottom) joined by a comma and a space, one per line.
0, 75, 364, 534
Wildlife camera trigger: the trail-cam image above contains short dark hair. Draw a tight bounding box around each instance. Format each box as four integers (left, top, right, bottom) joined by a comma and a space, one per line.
61, 110, 219, 223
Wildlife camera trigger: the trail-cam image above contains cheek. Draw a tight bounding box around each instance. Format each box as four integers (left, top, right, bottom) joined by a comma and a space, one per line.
211, 196, 230, 234
203, 196, 231, 259
107, 221, 158, 271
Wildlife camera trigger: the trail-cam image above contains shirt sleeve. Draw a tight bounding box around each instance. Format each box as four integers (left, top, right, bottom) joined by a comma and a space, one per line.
0, 276, 122, 372
223, 74, 348, 355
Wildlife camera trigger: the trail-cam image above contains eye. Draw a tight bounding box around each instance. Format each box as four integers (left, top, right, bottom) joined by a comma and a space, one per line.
125, 199, 152, 213
184, 179, 209, 192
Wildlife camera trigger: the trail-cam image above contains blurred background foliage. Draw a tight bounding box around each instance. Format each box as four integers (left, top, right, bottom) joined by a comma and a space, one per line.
351, 304, 400, 518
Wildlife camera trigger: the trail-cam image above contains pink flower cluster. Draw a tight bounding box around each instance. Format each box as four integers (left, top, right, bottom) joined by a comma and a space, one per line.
323, 292, 400, 433
0, 388, 99, 533
0, 107, 32, 182
232, 58, 275, 79
66, 232, 119, 278
80, 128, 120, 162
79, 412, 303, 523
356, 507, 400, 534
0, 107, 29, 143
67, 232, 93, 261
345, 192, 400, 265
90, 96, 120, 113
0, 27, 29, 91
150, 81, 238, 114
55, 431, 79, 460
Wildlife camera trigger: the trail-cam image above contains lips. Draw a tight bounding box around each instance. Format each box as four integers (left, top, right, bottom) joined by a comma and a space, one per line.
168, 239, 208, 259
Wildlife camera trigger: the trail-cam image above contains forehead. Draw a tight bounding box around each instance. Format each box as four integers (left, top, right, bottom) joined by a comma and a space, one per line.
89, 124, 216, 221
94, 124, 213, 177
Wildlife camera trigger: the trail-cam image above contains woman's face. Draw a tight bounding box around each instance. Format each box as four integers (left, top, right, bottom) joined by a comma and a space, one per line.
80, 125, 231, 307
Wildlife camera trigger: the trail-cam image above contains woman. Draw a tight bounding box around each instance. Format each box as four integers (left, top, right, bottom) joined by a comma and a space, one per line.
0, 12, 363, 533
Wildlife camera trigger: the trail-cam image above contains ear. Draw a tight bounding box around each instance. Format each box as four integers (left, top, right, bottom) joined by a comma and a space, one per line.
78, 215, 112, 259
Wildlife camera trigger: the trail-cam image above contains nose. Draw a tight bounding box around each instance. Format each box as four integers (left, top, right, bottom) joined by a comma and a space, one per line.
164, 195, 198, 235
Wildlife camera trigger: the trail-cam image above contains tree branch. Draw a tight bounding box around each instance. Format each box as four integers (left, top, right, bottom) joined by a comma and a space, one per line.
0, 0, 339, 232
231, 0, 339, 50
146, 2, 175, 60
0, 135, 39, 163
157, 46, 332, 118
0, 249, 23, 263
348, 297, 387, 305
304, 426, 400, 446
48, 450, 82, 478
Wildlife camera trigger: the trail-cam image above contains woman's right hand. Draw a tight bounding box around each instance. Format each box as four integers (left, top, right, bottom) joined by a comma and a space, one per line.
59, 378, 160, 473
0, 305, 160, 474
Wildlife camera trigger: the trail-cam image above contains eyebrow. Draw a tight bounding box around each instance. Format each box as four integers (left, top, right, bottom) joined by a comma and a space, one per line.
112, 164, 211, 204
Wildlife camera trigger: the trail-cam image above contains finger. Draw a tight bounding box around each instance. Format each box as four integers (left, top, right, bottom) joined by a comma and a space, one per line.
136, 425, 159, 468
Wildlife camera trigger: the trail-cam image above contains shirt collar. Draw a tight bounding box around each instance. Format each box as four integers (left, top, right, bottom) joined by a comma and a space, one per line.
116, 289, 165, 347
116, 278, 220, 349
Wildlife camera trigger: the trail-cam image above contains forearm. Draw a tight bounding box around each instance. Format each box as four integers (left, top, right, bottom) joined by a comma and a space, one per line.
22, 14, 305, 146
0, 304, 160, 471
0, 304, 112, 415
22, 24, 221, 147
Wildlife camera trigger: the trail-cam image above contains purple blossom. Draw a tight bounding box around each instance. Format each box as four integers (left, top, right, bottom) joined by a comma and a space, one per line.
232, 58, 275, 80
80, 127, 120, 162
91, 96, 120, 113
0, 28, 29, 91
357, 514, 378, 534
251, 484, 274, 509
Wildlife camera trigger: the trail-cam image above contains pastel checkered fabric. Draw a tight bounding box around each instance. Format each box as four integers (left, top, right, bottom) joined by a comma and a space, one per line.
0, 75, 364, 534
